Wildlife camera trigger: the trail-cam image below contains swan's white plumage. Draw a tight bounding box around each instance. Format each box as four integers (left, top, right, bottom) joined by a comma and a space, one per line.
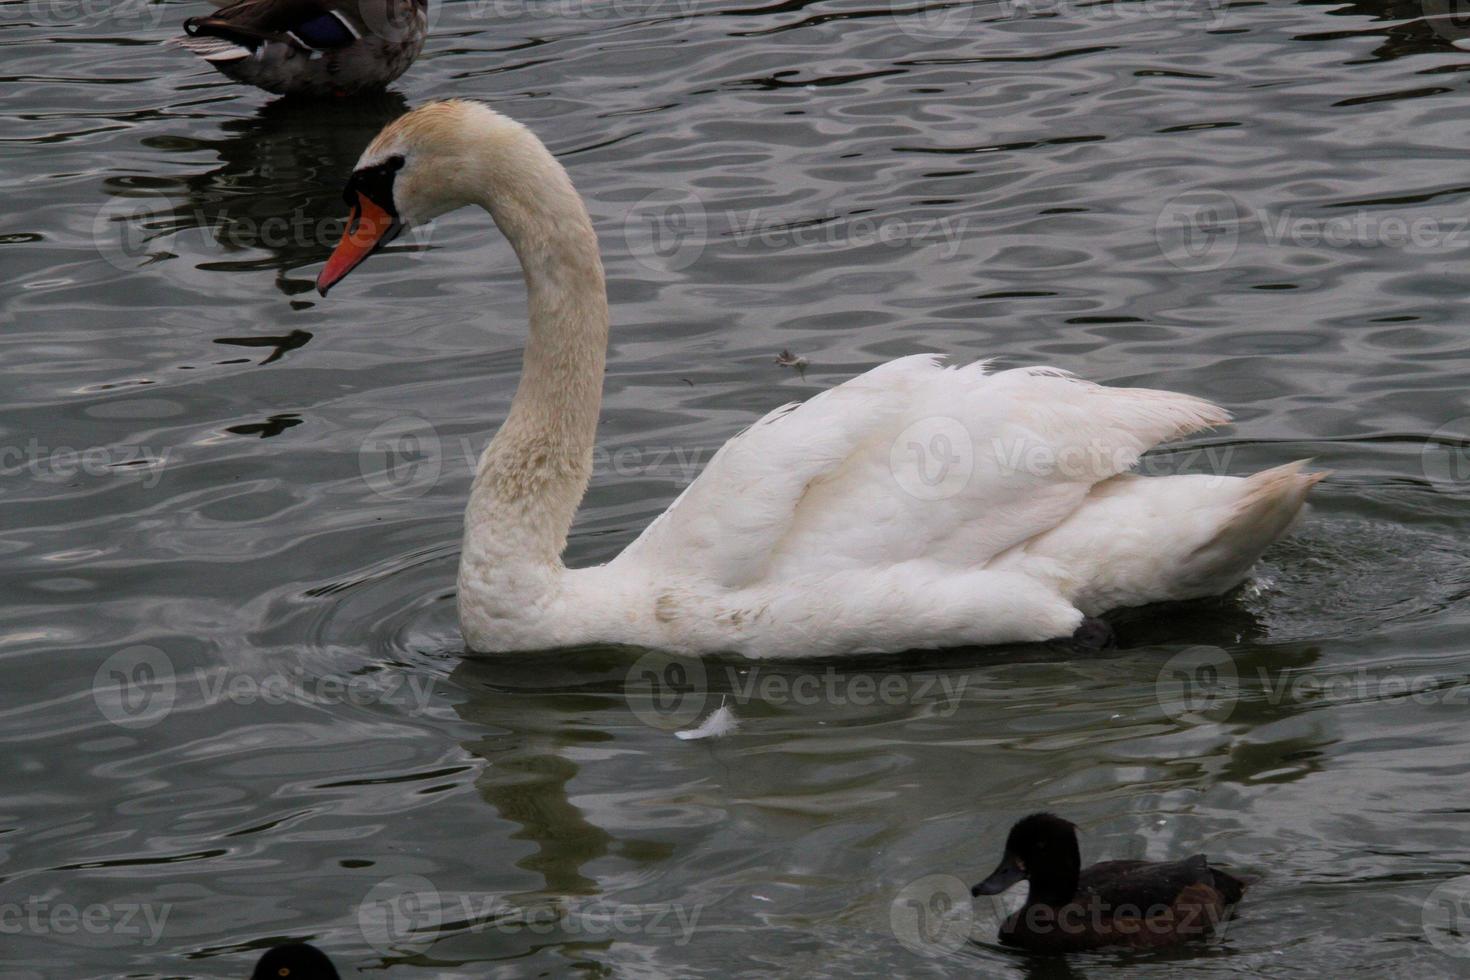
615, 355, 1232, 588
335, 101, 1323, 659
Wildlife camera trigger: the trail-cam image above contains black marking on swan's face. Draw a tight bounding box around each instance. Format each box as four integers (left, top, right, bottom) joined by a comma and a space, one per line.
343, 153, 405, 217
317, 152, 409, 295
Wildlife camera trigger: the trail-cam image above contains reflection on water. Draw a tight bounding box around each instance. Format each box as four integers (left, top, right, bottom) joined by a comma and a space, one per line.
1307, 0, 1470, 62
4, 0, 1470, 975
453, 657, 617, 899
100, 93, 409, 295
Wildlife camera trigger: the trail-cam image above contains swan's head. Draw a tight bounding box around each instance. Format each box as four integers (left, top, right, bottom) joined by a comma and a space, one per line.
316, 100, 539, 295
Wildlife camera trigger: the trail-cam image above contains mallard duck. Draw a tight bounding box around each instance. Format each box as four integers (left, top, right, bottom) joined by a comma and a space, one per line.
178, 0, 428, 97
313, 100, 1322, 658
251, 942, 339, 979
971, 813, 1247, 952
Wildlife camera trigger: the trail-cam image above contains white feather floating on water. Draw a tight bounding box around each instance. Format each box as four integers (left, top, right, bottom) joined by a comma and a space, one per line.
675, 703, 739, 741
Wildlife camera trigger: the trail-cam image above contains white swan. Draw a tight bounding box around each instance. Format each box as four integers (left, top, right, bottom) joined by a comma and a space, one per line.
316, 100, 1323, 658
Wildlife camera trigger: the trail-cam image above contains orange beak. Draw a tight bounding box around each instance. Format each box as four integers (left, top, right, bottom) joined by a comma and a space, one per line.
317, 192, 401, 296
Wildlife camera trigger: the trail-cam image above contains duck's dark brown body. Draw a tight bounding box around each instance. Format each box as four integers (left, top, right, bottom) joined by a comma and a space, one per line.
997, 854, 1245, 952
973, 813, 1246, 953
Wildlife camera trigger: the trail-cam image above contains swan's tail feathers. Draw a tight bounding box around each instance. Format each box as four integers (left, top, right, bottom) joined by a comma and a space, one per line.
1184, 459, 1326, 592
1225, 459, 1326, 539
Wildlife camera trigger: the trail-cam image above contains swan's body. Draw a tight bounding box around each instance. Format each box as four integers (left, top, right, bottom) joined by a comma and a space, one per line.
318, 100, 1323, 658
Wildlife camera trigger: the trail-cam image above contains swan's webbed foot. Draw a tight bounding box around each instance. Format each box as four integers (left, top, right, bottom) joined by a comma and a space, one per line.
1054, 616, 1116, 653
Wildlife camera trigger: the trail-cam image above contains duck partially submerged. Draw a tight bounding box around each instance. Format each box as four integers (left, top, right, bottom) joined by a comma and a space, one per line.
178, 0, 428, 97
250, 942, 340, 979
972, 813, 1246, 952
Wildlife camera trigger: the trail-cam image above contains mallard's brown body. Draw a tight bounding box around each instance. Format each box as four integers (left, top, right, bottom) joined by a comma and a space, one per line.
178, 0, 427, 97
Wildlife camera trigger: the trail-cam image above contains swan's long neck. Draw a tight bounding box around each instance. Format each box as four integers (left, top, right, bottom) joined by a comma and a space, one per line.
454, 119, 609, 620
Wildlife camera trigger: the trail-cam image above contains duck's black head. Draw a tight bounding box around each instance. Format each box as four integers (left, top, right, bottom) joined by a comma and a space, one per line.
971, 812, 1083, 906
250, 943, 340, 980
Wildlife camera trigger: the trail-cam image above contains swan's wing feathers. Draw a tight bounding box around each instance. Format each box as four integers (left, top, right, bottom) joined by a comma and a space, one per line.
614, 357, 1230, 588
983, 366, 1230, 472
764, 368, 1230, 577
615, 354, 944, 586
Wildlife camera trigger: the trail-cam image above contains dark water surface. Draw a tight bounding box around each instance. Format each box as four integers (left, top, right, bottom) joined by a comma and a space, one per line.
5, 0, 1470, 976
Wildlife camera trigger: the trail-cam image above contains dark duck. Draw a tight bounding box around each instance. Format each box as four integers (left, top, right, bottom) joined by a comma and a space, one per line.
250, 942, 340, 979
178, 0, 428, 97
971, 812, 1246, 952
